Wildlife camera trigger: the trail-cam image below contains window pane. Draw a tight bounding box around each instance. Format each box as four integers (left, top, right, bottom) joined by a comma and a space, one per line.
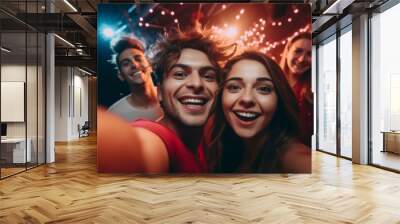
371, 3, 400, 171
340, 29, 352, 158
318, 37, 337, 154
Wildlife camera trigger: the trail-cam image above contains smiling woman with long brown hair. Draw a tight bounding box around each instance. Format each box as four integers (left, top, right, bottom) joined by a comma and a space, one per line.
280, 32, 313, 146
207, 51, 311, 173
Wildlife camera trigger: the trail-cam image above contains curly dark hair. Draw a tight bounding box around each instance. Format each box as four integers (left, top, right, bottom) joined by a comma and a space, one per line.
151, 29, 236, 84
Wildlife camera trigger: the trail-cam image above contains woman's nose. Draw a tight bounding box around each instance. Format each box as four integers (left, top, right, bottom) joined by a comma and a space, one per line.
238, 89, 255, 108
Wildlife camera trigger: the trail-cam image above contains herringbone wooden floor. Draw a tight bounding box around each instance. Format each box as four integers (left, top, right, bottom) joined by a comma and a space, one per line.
1, 135, 400, 224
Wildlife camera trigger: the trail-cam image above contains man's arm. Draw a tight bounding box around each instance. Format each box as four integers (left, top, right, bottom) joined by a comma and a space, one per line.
97, 108, 169, 173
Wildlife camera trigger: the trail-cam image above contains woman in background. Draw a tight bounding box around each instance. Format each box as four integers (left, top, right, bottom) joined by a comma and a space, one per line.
207, 51, 311, 173
280, 33, 313, 146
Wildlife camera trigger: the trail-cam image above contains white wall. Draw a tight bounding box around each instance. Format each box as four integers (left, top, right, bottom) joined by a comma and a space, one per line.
55, 66, 69, 141
55, 66, 89, 141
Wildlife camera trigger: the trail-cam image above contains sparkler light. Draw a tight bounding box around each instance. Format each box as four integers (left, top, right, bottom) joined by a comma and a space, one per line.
121, 4, 309, 58
225, 26, 238, 37
102, 27, 114, 38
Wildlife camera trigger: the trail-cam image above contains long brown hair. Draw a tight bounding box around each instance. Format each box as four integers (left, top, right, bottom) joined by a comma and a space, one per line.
207, 51, 300, 173
280, 32, 312, 101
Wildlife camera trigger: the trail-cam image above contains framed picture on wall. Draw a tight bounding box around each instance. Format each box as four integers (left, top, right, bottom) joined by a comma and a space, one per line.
1, 81, 25, 122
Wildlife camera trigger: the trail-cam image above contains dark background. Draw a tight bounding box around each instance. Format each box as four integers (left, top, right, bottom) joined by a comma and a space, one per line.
98, 3, 311, 107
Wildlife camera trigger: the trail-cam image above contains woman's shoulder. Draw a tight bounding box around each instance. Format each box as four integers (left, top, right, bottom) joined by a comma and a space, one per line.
278, 141, 311, 173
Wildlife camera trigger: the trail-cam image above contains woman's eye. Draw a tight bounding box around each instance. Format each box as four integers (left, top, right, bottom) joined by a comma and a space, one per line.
134, 56, 144, 63
294, 49, 303, 54
257, 86, 273, 94
173, 71, 187, 79
225, 84, 241, 92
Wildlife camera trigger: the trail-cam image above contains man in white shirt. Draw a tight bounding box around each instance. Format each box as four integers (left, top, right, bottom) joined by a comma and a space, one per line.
108, 36, 163, 121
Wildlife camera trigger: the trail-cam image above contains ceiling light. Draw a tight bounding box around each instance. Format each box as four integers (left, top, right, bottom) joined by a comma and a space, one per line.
1, 47, 11, 53
54, 34, 75, 48
63, 0, 78, 12
322, 0, 355, 15
78, 67, 92, 76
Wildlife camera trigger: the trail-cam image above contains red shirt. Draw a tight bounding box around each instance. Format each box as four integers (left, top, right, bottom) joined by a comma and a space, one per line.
132, 120, 208, 173
292, 83, 313, 146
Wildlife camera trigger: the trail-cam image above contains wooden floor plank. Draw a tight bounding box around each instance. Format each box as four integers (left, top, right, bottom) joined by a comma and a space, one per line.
0, 135, 400, 223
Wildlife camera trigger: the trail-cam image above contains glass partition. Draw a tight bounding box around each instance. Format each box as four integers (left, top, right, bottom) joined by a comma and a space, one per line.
38, 32, 45, 165
0, 1, 46, 179
1, 30, 28, 177
27, 31, 38, 169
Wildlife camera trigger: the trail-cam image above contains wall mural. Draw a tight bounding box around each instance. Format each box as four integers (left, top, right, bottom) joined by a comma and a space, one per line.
97, 3, 312, 174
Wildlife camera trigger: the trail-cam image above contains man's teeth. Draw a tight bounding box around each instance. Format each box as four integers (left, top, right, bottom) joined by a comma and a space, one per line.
133, 71, 142, 76
181, 98, 205, 105
236, 112, 257, 118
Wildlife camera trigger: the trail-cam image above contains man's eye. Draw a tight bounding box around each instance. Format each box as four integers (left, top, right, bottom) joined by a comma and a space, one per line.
134, 56, 144, 63
121, 61, 131, 67
225, 84, 241, 93
257, 86, 273, 94
203, 72, 217, 82
173, 71, 187, 79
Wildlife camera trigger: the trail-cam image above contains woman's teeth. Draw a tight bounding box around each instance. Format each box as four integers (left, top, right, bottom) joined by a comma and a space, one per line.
234, 111, 259, 121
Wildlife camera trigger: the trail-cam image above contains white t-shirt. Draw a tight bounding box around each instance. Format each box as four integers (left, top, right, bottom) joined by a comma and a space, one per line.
108, 95, 163, 121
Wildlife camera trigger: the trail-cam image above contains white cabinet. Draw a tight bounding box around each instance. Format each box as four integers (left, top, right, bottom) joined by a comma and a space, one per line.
1, 138, 32, 163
